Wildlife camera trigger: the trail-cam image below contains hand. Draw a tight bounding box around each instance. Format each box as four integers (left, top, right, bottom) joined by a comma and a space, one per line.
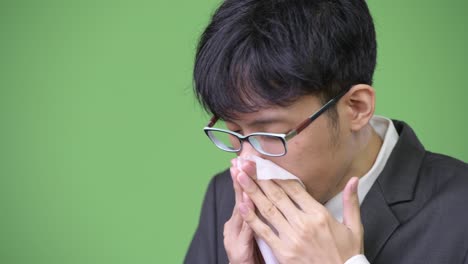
237, 161, 364, 264
223, 159, 264, 264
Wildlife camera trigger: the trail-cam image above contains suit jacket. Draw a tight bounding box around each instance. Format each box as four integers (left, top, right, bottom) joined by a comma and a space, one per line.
184, 120, 468, 264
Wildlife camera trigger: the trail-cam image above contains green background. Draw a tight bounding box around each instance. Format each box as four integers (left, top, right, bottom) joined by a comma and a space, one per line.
0, 0, 467, 263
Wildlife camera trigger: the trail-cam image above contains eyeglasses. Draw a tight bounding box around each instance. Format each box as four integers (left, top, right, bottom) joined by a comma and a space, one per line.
203, 88, 350, 157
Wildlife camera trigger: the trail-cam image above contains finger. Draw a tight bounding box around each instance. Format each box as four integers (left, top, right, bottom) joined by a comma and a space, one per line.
237, 172, 293, 235
342, 177, 363, 234
239, 159, 257, 179
239, 203, 282, 254
224, 206, 245, 239
228, 165, 244, 234
240, 159, 305, 224
274, 179, 322, 214
230, 158, 236, 168
238, 193, 255, 241
243, 192, 255, 210
230, 165, 242, 206
255, 180, 302, 222
238, 210, 254, 242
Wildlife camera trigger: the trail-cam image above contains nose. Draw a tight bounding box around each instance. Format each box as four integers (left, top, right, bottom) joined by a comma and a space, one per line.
238, 140, 261, 159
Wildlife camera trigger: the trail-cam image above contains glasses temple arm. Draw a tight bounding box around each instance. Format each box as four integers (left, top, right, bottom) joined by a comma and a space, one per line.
206, 116, 218, 127
285, 88, 351, 139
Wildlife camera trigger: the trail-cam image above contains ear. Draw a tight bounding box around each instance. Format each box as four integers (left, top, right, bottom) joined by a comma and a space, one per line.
342, 84, 375, 131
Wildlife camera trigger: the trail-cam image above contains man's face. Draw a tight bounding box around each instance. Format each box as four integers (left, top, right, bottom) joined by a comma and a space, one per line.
226, 94, 356, 203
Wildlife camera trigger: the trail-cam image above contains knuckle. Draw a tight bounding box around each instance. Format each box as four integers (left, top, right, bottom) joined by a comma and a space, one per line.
260, 203, 277, 219
314, 211, 328, 227
289, 235, 302, 250
294, 216, 307, 231
295, 213, 313, 228
240, 221, 250, 233
243, 210, 254, 223
259, 225, 273, 240
289, 183, 303, 197
298, 221, 314, 239
241, 183, 254, 194
243, 210, 255, 223
268, 189, 286, 204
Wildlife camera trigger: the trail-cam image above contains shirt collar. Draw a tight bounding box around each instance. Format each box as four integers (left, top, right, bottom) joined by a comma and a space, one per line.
324, 115, 399, 222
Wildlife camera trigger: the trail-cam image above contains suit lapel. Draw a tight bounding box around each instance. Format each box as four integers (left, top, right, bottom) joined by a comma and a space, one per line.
360, 120, 426, 262
361, 185, 399, 262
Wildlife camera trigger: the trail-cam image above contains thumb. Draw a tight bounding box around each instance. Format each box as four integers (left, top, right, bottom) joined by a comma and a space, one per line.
342, 177, 362, 234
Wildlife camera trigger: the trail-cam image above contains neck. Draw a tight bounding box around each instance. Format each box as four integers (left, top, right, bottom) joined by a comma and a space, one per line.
349, 125, 383, 179
328, 124, 383, 202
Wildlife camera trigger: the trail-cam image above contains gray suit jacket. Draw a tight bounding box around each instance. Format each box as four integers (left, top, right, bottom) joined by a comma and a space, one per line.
185, 120, 468, 263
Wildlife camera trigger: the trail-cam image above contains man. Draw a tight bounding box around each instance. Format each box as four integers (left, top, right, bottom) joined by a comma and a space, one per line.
185, 0, 468, 263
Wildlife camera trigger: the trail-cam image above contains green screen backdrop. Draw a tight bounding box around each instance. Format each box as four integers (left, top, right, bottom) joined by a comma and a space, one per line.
1, 0, 467, 263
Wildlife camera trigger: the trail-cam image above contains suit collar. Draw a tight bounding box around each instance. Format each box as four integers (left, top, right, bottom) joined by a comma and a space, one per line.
361, 120, 426, 262
376, 120, 426, 205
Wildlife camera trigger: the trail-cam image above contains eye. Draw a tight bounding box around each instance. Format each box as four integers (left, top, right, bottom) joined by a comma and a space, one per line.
224, 122, 242, 133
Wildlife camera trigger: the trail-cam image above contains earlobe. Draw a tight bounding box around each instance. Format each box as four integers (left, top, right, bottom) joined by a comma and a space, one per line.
344, 84, 375, 131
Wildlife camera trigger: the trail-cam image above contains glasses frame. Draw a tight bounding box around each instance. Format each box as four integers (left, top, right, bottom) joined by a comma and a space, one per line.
203, 87, 351, 157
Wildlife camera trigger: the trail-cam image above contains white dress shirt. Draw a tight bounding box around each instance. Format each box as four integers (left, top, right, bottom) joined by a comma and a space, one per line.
324, 115, 399, 264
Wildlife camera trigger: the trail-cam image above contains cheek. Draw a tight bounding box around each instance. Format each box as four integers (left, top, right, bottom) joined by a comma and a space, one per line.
278, 132, 332, 178
276, 126, 346, 200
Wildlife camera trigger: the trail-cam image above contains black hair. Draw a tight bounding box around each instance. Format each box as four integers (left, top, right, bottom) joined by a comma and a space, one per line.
194, 0, 377, 121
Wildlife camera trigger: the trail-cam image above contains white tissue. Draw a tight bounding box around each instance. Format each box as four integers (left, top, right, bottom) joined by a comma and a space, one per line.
236, 155, 305, 264
237, 155, 305, 188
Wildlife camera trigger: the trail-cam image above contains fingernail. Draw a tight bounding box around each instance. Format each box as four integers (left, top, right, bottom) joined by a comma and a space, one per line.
239, 204, 249, 216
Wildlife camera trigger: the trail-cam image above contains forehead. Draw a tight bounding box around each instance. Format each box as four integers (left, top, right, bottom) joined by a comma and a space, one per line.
228, 108, 288, 127
226, 95, 321, 127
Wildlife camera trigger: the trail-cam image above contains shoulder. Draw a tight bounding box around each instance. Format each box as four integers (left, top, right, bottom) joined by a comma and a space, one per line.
423, 151, 468, 172
209, 169, 234, 198
207, 169, 235, 219
211, 169, 233, 187
387, 149, 468, 226
420, 151, 468, 192
416, 152, 468, 221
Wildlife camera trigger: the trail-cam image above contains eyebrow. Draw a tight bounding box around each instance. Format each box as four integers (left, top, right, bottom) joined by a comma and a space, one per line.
246, 117, 286, 127
222, 115, 287, 128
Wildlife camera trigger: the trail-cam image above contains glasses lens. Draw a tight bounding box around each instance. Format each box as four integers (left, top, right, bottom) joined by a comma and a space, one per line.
207, 130, 241, 152
249, 135, 285, 156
